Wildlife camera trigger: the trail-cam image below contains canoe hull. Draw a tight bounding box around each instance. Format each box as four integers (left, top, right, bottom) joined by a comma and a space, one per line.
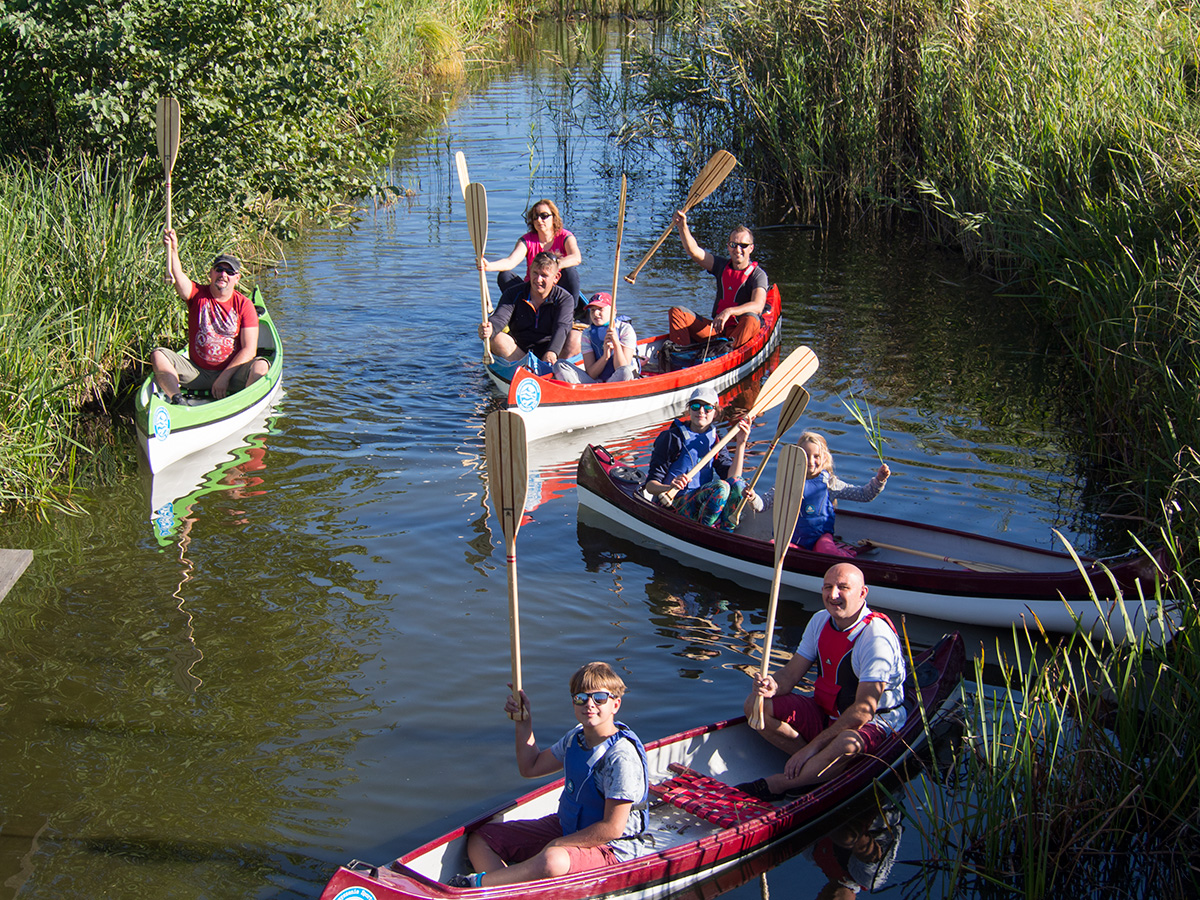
485, 287, 783, 442
134, 287, 284, 474
319, 635, 965, 900
576, 445, 1172, 638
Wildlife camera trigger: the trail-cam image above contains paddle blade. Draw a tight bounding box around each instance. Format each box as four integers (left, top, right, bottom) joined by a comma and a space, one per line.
485, 410, 528, 542
748, 346, 819, 417
771, 444, 808, 566
155, 97, 180, 172
455, 151, 470, 198
465, 182, 488, 260
682, 149, 738, 211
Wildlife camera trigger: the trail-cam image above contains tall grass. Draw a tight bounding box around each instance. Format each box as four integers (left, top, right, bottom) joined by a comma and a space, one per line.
0, 156, 234, 512
907, 529, 1199, 895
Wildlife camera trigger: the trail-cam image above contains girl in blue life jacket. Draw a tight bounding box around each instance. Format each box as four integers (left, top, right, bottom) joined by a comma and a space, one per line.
763, 431, 890, 556
643, 386, 754, 531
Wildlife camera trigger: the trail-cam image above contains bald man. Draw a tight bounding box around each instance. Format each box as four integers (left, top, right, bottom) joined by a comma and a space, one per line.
738, 563, 907, 801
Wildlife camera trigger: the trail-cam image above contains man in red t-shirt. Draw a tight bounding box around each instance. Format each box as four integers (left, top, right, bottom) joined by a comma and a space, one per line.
151, 229, 269, 405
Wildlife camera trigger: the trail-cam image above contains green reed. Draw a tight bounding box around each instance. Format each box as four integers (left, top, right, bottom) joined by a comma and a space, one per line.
902, 528, 1199, 895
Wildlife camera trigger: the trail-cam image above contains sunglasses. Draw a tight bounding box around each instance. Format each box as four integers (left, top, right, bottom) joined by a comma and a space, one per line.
534, 211, 553, 220
213, 264, 237, 276
729, 241, 752, 250
688, 401, 716, 412
572, 691, 613, 706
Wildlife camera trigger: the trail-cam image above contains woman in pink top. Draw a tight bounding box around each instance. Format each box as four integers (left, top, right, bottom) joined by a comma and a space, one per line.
481, 199, 583, 302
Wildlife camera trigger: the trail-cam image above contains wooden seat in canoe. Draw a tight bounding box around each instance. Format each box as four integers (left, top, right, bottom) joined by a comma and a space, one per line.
650, 763, 779, 826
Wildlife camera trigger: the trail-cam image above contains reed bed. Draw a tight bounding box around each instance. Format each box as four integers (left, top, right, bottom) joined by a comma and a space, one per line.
905, 531, 1200, 896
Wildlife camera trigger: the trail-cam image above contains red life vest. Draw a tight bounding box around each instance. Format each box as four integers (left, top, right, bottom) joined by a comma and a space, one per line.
715, 261, 757, 316
813, 611, 898, 721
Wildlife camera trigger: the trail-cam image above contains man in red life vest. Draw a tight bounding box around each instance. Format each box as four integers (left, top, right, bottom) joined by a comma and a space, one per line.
738, 563, 907, 802
667, 211, 768, 349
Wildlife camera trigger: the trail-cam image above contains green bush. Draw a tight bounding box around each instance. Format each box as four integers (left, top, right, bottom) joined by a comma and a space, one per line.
0, 0, 391, 236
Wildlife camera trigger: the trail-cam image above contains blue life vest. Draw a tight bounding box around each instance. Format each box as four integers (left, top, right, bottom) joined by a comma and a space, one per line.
558, 723, 649, 836
583, 320, 637, 381
664, 425, 718, 490
791, 472, 835, 548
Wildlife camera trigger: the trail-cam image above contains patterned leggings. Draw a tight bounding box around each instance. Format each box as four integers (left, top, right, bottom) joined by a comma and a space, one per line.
673, 477, 748, 531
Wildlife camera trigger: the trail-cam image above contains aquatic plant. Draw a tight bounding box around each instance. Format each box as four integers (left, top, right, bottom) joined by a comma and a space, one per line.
904, 528, 1199, 896
839, 391, 886, 465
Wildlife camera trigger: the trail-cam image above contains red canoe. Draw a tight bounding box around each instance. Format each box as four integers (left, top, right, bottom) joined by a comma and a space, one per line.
318, 634, 964, 900
484, 286, 783, 441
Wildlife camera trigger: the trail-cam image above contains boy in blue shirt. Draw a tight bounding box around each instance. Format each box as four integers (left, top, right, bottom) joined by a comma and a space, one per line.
450, 662, 649, 888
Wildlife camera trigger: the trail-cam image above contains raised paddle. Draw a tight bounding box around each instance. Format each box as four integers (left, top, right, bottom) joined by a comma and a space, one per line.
657, 345, 820, 506
455, 150, 470, 199
155, 96, 181, 282
624, 150, 738, 285
748, 443, 808, 730
465, 182, 494, 363
867, 540, 1023, 573
731, 384, 810, 527
608, 173, 628, 337
485, 409, 530, 720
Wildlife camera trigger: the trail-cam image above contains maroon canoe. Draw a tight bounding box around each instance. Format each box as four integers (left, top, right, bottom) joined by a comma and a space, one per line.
575, 444, 1173, 638
319, 634, 964, 900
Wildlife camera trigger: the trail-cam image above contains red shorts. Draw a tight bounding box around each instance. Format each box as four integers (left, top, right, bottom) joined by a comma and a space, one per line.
473, 814, 619, 872
770, 694, 892, 755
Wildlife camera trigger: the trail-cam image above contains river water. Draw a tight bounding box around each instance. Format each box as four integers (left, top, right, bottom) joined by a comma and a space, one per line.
0, 21, 1112, 900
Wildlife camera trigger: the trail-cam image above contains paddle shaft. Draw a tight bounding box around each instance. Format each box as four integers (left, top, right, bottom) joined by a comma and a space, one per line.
659, 345, 819, 505
732, 385, 810, 525
625, 150, 737, 285
609, 173, 627, 338
503, 531, 524, 714
749, 444, 808, 730
868, 540, 1023, 573
465, 182, 494, 364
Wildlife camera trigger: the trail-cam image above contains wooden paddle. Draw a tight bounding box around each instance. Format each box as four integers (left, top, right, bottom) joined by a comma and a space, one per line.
608, 173, 627, 337
155, 96, 181, 282
465, 182, 494, 363
867, 540, 1023, 574
624, 150, 738, 285
485, 409, 530, 720
657, 345, 820, 506
731, 385, 810, 527
455, 150, 470, 199
748, 443, 808, 730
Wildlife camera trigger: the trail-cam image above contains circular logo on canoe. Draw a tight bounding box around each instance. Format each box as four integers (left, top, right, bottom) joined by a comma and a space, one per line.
514, 376, 541, 412
332, 888, 376, 900
153, 406, 171, 442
